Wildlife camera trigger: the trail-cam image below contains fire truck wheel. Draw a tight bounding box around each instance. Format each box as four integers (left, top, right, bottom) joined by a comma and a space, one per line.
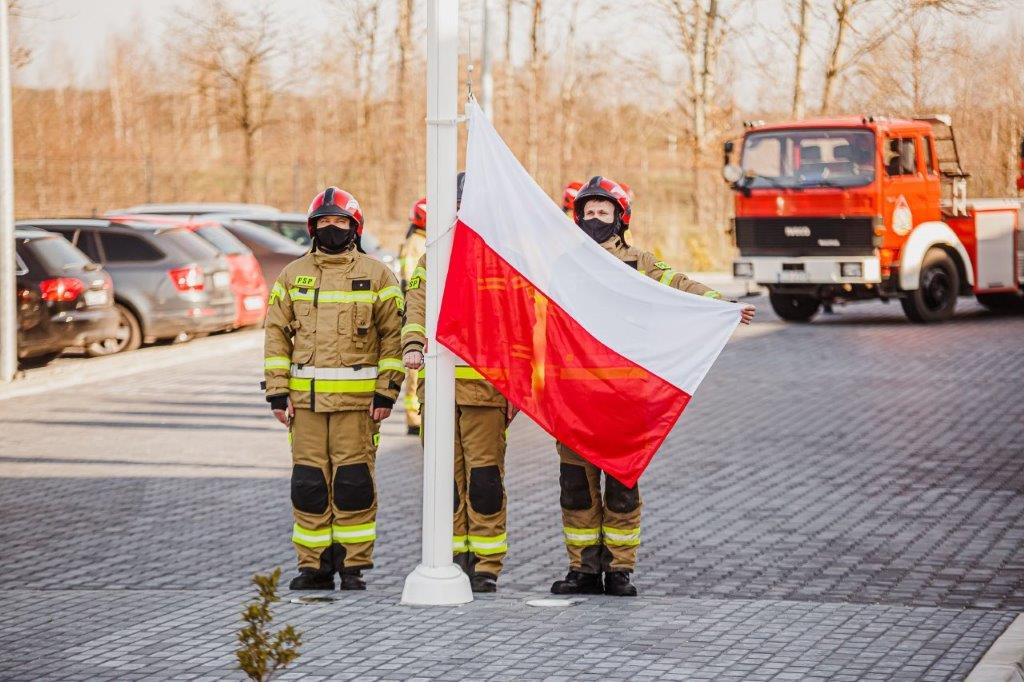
768, 292, 820, 322
900, 248, 959, 323
976, 291, 1024, 313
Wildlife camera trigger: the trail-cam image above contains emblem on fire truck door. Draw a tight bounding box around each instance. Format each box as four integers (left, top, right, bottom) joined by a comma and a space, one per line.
893, 195, 913, 236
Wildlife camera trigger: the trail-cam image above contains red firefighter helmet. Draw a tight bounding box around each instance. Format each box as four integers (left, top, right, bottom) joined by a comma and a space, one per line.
307, 186, 364, 237
573, 176, 632, 227
619, 181, 634, 201
562, 181, 583, 212
409, 196, 427, 230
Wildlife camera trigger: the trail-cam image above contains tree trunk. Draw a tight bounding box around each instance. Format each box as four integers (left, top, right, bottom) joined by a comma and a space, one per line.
791, 0, 810, 119
821, 0, 852, 114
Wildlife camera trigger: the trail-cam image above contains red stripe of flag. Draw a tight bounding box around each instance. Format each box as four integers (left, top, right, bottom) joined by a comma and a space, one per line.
437, 221, 691, 487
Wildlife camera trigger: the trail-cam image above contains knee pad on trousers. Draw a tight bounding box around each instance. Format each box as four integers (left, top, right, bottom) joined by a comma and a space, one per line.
468, 465, 504, 515
291, 465, 329, 514
559, 463, 592, 510
604, 476, 640, 513
453, 479, 461, 513
333, 463, 375, 512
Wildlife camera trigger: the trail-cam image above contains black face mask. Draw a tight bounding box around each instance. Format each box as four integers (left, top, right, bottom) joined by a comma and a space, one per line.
579, 217, 618, 244
315, 225, 355, 253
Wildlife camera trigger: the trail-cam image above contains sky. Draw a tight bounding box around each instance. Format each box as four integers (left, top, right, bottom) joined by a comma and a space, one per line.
12, 0, 1024, 106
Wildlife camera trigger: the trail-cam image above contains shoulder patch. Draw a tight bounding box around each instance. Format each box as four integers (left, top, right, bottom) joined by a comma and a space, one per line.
294, 275, 317, 288
408, 276, 422, 290
653, 261, 671, 270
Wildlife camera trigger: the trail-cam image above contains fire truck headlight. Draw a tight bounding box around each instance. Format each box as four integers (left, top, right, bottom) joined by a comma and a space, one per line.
840, 262, 863, 278
733, 261, 754, 278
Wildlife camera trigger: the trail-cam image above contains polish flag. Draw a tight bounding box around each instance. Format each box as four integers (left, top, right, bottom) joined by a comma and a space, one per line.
437, 101, 742, 487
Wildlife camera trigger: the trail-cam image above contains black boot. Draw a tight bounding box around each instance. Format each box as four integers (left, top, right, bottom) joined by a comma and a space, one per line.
604, 571, 637, 597
471, 573, 497, 593
339, 569, 366, 591
550, 570, 603, 595
289, 569, 334, 591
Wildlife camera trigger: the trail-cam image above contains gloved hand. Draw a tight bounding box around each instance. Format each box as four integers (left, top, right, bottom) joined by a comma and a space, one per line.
268, 394, 293, 426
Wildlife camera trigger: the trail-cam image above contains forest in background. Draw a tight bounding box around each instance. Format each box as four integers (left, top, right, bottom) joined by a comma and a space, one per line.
8, 0, 1024, 268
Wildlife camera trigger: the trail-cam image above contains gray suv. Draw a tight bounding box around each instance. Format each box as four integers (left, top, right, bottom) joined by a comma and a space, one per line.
22, 218, 236, 355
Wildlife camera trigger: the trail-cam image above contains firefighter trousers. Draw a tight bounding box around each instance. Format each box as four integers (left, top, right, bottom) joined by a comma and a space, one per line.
402, 370, 421, 430
447, 405, 508, 578
556, 443, 642, 573
289, 408, 380, 574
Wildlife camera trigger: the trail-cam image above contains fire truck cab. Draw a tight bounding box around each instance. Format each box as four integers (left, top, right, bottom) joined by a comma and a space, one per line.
724, 115, 1023, 322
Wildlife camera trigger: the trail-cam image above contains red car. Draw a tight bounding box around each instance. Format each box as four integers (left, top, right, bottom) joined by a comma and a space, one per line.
108, 214, 268, 328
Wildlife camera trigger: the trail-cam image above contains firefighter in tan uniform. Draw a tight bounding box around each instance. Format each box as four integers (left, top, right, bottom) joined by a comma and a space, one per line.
551, 176, 756, 597
264, 186, 405, 591
398, 197, 427, 435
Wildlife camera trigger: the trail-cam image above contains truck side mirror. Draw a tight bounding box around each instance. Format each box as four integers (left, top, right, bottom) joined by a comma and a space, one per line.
723, 141, 734, 154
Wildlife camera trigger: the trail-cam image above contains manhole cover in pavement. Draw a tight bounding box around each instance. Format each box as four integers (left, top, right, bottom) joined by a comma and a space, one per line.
290, 596, 338, 605
526, 598, 584, 608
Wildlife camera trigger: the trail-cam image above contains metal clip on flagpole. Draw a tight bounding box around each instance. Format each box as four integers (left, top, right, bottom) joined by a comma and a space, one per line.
401, 0, 472, 607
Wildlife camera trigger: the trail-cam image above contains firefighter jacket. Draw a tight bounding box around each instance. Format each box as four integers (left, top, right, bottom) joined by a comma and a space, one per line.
264, 248, 405, 412
401, 254, 507, 409
600, 235, 725, 299
398, 228, 426, 290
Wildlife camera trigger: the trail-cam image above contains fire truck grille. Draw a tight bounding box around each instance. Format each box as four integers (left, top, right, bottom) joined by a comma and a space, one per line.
735, 217, 875, 256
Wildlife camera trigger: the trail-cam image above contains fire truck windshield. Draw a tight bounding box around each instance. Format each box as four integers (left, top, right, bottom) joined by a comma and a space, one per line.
740, 128, 876, 190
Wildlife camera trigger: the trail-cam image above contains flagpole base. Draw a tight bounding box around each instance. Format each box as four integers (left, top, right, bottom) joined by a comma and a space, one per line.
401, 563, 473, 606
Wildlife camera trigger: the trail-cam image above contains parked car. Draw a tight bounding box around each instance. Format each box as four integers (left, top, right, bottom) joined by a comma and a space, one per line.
21, 218, 236, 355
106, 202, 280, 216
109, 214, 268, 328
209, 211, 400, 276
203, 215, 307, 283
13, 228, 118, 365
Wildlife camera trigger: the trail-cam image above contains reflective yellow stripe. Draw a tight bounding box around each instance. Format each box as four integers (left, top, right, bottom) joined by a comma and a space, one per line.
378, 285, 405, 308
331, 522, 376, 544
602, 525, 641, 546
373, 433, 380, 447
292, 523, 332, 548
454, 366, 484, 380
452, 535, 469, 552
417, 368, 425, 379
403, 393, 419, 410
467, 533, 507, 555
412, 266, 427, 280
288, 377, 377, 393
317, 290, 376, 304
269, 282, 286, 305
703, 290, 723, 299
659, 269, 677, 285
402, 323, 427, 336
563, 526, 601, 546
264, 356, 290, 371
378, 358, 406, 374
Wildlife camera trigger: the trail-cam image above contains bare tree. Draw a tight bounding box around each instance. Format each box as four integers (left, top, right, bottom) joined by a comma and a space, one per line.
171, 1, 283, 200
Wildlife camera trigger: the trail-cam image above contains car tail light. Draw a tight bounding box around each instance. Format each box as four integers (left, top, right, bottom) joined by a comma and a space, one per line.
39, 277, 85, 302
168, 264, 205, 292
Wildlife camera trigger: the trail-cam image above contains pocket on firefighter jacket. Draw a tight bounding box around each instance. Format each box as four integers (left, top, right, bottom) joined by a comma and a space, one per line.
291, 302, 315, 365
351, 303, 373, 350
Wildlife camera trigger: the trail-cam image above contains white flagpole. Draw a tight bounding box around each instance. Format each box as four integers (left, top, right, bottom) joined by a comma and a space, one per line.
401, 0, 471, 606
0, 0, 16, 383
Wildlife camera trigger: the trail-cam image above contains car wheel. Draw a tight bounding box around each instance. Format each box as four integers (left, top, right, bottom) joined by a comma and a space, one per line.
900, 248, 959, 323
87, 304, 142, 356
769, 292, 820, 322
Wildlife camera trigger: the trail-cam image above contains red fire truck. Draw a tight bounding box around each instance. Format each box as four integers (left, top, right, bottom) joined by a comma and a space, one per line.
723, 115, 1023, 322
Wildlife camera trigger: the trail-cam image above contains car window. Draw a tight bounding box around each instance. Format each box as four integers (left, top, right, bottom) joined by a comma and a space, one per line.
76, 231, 102, 261
158, 227, 220, 260
27, 235, 93, 271
100, 232, 164, 262
278, 220, 311, 246
885, 137, 918, 176
228, 220, 307, 254
193, 224, 250, 255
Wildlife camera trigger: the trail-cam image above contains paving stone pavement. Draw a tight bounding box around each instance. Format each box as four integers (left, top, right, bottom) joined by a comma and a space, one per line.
0, 296, 1022, 680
